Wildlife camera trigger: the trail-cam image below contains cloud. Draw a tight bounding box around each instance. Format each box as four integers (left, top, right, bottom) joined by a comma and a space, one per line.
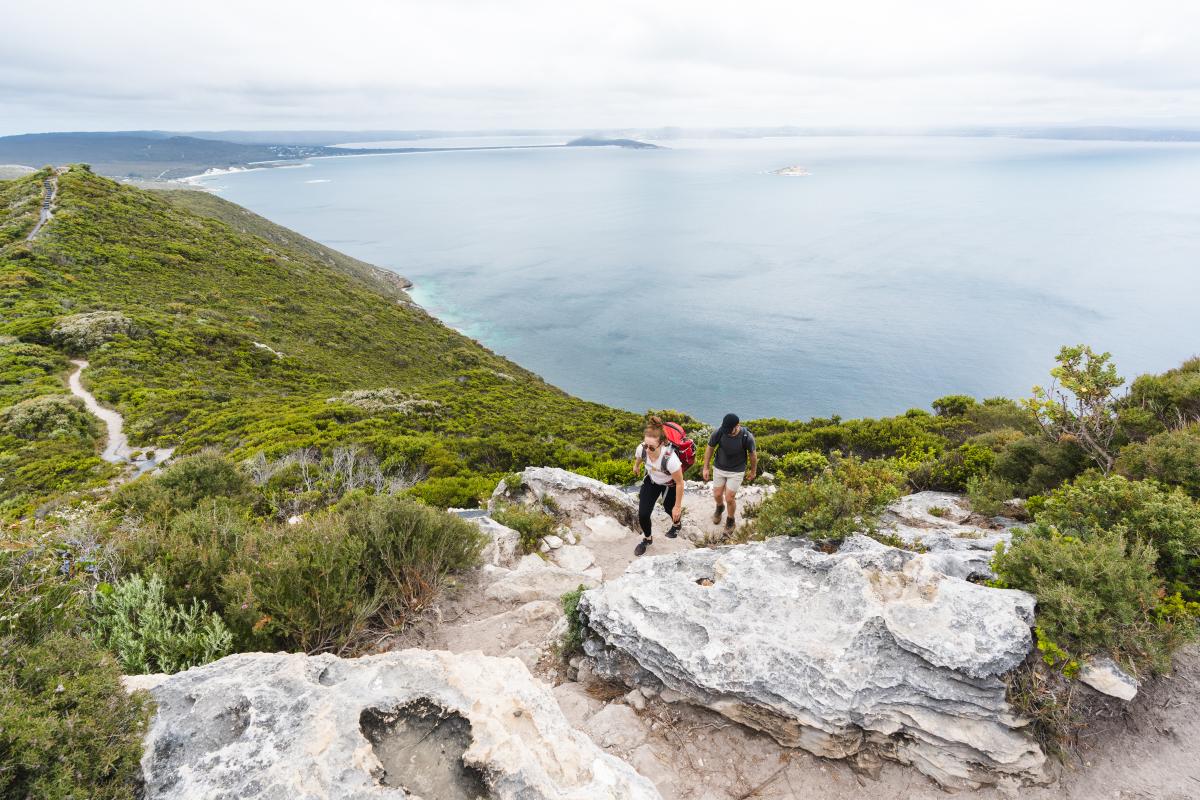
3, 0, 1200, 133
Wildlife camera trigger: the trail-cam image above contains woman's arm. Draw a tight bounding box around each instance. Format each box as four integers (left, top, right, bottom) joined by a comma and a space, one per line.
671, 469, 684, 522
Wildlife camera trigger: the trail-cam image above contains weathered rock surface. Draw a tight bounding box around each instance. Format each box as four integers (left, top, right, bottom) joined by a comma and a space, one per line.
492, 467, 638, 529
579, 535, 1046, 789
1079, 657, 1140, 701
126, 649, 661, 800
485, 554, 599, 604
879, 491, 1019, 581
464, 515, 522, 569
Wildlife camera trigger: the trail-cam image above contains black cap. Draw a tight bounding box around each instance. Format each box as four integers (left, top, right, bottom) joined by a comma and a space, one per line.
720, 413, 740, 434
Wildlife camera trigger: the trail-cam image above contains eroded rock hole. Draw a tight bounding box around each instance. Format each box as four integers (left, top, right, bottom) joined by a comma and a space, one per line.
360, 700, 491, 800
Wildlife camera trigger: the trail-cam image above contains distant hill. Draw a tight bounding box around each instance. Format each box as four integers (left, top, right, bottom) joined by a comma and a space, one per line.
566, 136, 661, 149
0, 132, 419, 179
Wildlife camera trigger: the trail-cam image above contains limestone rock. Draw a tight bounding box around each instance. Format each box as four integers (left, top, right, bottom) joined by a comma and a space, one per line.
579, 535, 1045, 789
465, 515, 521, 569
129, 649, 661, 800
553, 544, 598, 575
544, 534, 564, 550
485, 554, 599, 604
879, 491, 1019, 581
584, 703, 650, 753
492, 468, 638, 529
1079, 657, 1140, 701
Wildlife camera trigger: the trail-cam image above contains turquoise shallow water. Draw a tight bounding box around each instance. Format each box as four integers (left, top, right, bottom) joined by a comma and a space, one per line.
196, 136, 1200, 423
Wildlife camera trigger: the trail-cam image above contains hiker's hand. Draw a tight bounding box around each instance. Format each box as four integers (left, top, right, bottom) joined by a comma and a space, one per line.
672, 507, 682, 524
747, 469, 756, 483
702, 467, 710, 482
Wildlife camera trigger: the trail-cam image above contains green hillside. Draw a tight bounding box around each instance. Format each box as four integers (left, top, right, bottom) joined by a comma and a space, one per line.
0, 166, 641, 515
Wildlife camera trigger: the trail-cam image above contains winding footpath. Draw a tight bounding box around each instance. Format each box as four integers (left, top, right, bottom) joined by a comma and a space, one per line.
25, 174, 58, 241
67, 359, 173, 473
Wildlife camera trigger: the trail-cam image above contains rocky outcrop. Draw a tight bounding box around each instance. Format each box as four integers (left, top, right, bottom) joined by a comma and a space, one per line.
578, 535, 1046, 789
879, 491, 1019, 581
126, 649, 661, 800
491, 467, 638, 529
1079, 657, 1140, 701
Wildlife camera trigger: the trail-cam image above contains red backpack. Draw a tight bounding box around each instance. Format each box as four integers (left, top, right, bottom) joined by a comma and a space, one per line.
661, 421, 696, 471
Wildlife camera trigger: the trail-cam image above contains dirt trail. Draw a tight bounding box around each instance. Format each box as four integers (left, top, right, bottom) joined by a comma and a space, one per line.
26, 172, 58, 241
404, 482, 1200, 800
67, 359, 173, 473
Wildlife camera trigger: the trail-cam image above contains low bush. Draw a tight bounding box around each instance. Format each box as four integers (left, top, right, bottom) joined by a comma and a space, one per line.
0, 633, 153, 800
751, 455, 904, 541
405, 474, 498, 509
1117, 425, 1200, 499
1036, 473, 1200, 598
967, 474, 1020, 518
560, 584, 588, 657
932, 394, 976, 417
90, 572, 233, 674
991, 434, 1089, 497
578, 458, 637, 485
910, 442, 995, 492
1, 394, 94, 440
493, 504, 559, 553
993, 524, 1182, 675
111, 451, 251, 522
776, 450, 829, 480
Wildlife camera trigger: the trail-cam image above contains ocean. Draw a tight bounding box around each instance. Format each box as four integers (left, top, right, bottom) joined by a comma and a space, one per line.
193, 135, 1200, 424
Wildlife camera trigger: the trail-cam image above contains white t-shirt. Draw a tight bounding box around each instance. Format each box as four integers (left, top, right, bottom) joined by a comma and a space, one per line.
636, 443, 682, 486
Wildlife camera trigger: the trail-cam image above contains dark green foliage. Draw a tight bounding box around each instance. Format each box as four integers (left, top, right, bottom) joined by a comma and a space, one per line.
560, 585, 588, 657
910, 442, 995, 492
991, 434, 1089, 497
993, 525, 1179, 674
1117, 425, 1200, 499
0, 633, 153, 800
750, 455, 904, 541
111, 452, 251, 522
1035, 473, 1200, 598
967, 474, 1020, 518
405, 474, 498, 509
1125, 357, 1200, 435
577, 458, 637, 485
776, 450, 830, 479
932, 394, 976, 417
493, 504, 559, 553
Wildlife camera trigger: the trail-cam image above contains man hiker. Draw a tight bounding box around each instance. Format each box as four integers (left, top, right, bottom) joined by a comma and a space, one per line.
702, 413, 757, 529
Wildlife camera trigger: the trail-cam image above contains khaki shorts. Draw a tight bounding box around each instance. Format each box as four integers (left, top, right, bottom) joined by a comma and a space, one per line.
712, 468, 745, 492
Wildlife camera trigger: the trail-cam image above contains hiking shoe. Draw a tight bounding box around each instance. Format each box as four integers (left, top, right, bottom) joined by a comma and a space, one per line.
666, 524, 680, 539
635, 538, 652, 556
725, 517, 736, 530
712, 505, 725, 525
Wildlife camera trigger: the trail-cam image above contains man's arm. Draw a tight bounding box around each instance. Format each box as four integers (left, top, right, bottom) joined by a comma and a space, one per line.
702, 444, 714, 481
747, 449, 758, 481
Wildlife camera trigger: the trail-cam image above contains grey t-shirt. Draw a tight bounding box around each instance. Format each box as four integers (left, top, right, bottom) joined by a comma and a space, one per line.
709, 427, 756, 472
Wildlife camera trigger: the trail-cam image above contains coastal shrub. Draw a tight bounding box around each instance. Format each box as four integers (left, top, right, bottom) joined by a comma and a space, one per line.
560, 584, 588, 657
1117, 426, 1200, 499
1035, 473, 1200, 597
115, 497, 250, 608
0, 633, 153, 800
221, 513, 376, 653
967, 474, 1019, 518
112, 451, 251, 522
406, 474, 498, 509
219, 494, 482, 654
932, 394, 976, 417
910, 442, 995, 492
991, 434, 1088, 497
49, 310, 133, 353
776, 450, 829, 480
1125, 357, 1200, 434
993, 524, 1178, 675
1024, 344, 1125, 473
751, 455, 904, 541
341, 493, 486, 615
1, 394, 93, 440
90, 572, 233, 674
493, 504, 559, 553
578, 458, 637, 485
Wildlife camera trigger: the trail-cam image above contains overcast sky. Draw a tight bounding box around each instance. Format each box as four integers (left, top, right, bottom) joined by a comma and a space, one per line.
3, 1, 1199, 135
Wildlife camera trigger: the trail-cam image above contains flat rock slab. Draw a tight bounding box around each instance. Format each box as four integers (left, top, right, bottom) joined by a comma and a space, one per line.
125, 649, 661, 799
579, 535, 1046, 789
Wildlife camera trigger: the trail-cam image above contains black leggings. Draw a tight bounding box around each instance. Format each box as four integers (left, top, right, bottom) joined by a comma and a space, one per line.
638, 476, 677, 538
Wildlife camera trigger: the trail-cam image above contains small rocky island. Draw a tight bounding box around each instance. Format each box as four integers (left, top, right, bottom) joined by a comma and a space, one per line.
566, 136, 662, 149
773, 165, 811, 176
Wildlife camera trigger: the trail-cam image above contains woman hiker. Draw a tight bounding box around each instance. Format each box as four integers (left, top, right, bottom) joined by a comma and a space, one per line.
632, 416, 685, 556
